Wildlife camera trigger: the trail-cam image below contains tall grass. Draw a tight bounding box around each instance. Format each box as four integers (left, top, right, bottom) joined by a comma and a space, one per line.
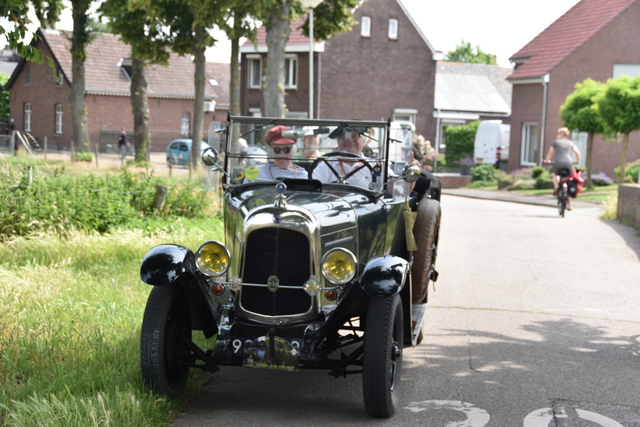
601, 192, 618, 220
0, 221, 223, 426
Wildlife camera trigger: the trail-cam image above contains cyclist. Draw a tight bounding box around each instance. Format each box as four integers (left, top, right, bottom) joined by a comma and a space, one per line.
544, 127, 581, 210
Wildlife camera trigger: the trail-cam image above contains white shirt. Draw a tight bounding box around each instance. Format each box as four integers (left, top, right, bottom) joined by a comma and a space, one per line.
313, 158, 377, 189
254, 162, 308, 182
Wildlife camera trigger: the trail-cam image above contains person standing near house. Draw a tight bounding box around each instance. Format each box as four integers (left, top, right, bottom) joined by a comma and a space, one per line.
544, 127, 581, 209
117, 127, 127, 158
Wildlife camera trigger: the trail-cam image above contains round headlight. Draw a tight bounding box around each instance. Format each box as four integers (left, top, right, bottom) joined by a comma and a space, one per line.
322, 248, 357, 285
195, 241, 230, 277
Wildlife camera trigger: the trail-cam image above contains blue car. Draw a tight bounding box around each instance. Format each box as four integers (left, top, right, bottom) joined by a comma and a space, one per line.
166, 139, 211, 166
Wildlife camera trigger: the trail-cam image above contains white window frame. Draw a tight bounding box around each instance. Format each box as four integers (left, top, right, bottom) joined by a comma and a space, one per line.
55, 104, 63, 134
247, 55, 262, 89
284, 55, 298, 89
388, 19, 398, 40
393, 108, 417, 126
521, 122, 539, 166
24, 103, 31, 132
181, 113, 190, 137
361, 16, 371, 37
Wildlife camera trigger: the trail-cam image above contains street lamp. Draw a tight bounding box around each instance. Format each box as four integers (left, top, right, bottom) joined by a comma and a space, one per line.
299, 0, 323, 119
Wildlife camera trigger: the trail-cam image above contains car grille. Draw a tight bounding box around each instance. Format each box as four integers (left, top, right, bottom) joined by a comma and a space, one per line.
241, 228, 311, 316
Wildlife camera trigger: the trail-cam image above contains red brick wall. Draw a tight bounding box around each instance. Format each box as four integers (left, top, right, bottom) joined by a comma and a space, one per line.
320, 0, 437, 141
507, 83, 544, 170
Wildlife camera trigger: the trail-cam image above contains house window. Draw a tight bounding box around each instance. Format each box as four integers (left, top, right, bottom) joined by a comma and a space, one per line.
248, 56, 262, 89
393, 109, 417, 125
613, 64, 640, 78
55, 104, 63, 134
285, 55, 298, 89
521, 122, 539, 165
388, 19, 398, 39
56, 67, 63, 86
24, 103, 31, 132
181, 113, 190, 137
361, 16, 371, 37
25, 66, 31, 86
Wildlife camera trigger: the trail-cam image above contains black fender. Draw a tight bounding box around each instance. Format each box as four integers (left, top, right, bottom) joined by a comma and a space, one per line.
140, 244, 218, 338
360, 255, 409, 297
140, 244, 199, 286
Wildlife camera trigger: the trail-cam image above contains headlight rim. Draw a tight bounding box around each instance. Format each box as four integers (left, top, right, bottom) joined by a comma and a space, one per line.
195, 240, 231, 277
321, 247, 357, 285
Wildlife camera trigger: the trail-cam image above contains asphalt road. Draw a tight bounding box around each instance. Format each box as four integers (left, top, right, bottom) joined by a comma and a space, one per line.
175, 195, 640, 427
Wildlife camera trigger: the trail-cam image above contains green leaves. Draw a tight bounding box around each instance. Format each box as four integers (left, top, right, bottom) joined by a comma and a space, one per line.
560, 78, 606, 135
596, 75, 640, 135
444, 40, 497, 65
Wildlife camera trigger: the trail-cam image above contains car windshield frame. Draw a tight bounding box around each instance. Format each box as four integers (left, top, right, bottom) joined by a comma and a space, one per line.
221, 116, 394, 195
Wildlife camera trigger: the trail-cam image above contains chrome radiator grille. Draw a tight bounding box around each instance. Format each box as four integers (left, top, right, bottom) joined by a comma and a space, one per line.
241, 228, 311, 316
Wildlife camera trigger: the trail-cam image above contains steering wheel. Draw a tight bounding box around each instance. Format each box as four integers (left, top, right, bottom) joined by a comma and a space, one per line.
308, 151, 375, 184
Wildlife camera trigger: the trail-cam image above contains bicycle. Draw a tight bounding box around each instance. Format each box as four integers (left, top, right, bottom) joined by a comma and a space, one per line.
555, 169, 570, 217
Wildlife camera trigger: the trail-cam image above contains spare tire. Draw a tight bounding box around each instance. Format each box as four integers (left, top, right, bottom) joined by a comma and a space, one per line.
411, 198, 441, 304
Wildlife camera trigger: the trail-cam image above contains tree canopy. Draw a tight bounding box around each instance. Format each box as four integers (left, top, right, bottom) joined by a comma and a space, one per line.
560, 78, 606, 190
444, 40, 496, 65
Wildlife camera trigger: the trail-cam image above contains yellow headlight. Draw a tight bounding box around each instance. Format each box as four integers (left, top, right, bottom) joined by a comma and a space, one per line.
196, 241, 230, 277
322, 248, 357, 284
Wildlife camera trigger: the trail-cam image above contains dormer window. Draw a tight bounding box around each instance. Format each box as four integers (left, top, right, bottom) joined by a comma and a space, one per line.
388, 19, 398, 39
56, 67, 63, 86
118, 58, 133, 81
25, 65, 31, 86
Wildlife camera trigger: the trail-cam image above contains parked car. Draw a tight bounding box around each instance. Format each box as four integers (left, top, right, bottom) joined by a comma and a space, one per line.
166, 139, 211, 166
140, 117, 442, 418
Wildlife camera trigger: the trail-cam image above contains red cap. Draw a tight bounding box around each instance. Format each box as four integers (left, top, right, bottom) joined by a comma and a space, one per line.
266, 126, 296, 145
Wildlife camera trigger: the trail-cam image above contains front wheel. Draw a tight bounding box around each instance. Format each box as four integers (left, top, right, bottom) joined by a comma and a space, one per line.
558, 186, 567, 217
140, 284, 192, 399
362, 294, 404, 418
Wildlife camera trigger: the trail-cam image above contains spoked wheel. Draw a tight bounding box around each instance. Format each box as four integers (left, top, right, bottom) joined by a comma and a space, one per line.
363, 294, 403, 418
140, 284, 192, 399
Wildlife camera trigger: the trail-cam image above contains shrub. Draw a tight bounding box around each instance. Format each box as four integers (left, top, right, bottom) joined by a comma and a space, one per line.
535, 176, 554, 189
507, 179, 536, 191
73, 151, 94, 162
614, 160, 640, 183
494, 170, 514, 189
470, 164, 496, 183
531, 166, 546, 179
590, 171, 614, 186
444, 121, 479, 165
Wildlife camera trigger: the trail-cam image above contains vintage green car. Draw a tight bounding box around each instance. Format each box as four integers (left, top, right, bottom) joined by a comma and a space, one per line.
139, 116, 441, 418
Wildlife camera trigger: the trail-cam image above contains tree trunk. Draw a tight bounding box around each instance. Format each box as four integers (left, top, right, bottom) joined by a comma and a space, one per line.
190, 23, 206, 171
229, 35, 240, 116
70, 4, 90, 152
264, 0, 292, 118
131, 57, 150, 162
620, 132, 629, 183
586, 132, 594, 190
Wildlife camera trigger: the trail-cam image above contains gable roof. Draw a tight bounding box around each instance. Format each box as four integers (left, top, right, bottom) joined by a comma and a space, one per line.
240, 0, 436, 55
7, 28, 229, 106
435, 61, 511, 115
509, 0, 637, 80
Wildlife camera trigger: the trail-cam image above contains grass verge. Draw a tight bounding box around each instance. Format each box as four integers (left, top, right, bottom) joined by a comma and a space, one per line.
0, 219, 223, 426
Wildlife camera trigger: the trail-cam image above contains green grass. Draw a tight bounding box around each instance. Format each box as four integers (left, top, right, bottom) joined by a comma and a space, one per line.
0, 156, 223, 427
0, 218, 223, 426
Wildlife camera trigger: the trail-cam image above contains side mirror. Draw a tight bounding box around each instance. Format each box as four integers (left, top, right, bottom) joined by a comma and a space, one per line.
402, 164, 421, 183
201, 147, 219, 168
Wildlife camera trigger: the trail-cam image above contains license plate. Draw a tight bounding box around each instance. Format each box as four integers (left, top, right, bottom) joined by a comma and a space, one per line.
241, 335, 300, 371
476, 158, 483, 163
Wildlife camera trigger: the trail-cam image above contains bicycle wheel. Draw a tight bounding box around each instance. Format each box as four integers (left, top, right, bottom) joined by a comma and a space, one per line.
558, 187, 567, 217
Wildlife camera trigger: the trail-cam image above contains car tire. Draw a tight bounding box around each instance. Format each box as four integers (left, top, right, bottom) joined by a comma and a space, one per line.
140, 284, 191, 399
411, 198, 441, 304
362, 294, 403, 418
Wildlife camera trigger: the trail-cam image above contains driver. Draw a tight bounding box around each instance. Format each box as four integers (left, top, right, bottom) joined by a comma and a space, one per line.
253, 126, 309, 182
312, 125, 375, 188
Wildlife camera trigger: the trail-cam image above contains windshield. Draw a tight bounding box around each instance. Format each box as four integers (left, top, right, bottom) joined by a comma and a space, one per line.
221, 117, 395, 193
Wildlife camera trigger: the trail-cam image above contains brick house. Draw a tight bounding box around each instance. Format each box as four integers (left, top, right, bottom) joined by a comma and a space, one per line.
507, 0, 640, 177
6, 28, 230, 153
239, 0, 440, 142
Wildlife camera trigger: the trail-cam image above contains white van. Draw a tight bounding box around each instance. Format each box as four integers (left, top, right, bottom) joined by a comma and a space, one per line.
473, 121, 510, 166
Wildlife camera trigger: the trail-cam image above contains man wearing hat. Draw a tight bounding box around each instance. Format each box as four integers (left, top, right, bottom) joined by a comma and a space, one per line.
253, 126, 309, 182
312, 125, 377, 188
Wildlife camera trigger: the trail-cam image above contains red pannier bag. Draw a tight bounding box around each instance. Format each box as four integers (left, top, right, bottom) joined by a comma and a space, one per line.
567, 168, 584, 198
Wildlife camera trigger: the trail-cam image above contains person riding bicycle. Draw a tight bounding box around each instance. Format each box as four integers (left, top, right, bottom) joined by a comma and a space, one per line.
544, 127, 581, 210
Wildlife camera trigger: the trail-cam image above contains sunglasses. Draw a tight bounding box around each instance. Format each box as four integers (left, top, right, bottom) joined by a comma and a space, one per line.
272, 146, 293, 154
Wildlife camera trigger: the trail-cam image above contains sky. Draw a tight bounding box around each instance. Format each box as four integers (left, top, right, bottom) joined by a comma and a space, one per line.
4, 0, 582, 68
